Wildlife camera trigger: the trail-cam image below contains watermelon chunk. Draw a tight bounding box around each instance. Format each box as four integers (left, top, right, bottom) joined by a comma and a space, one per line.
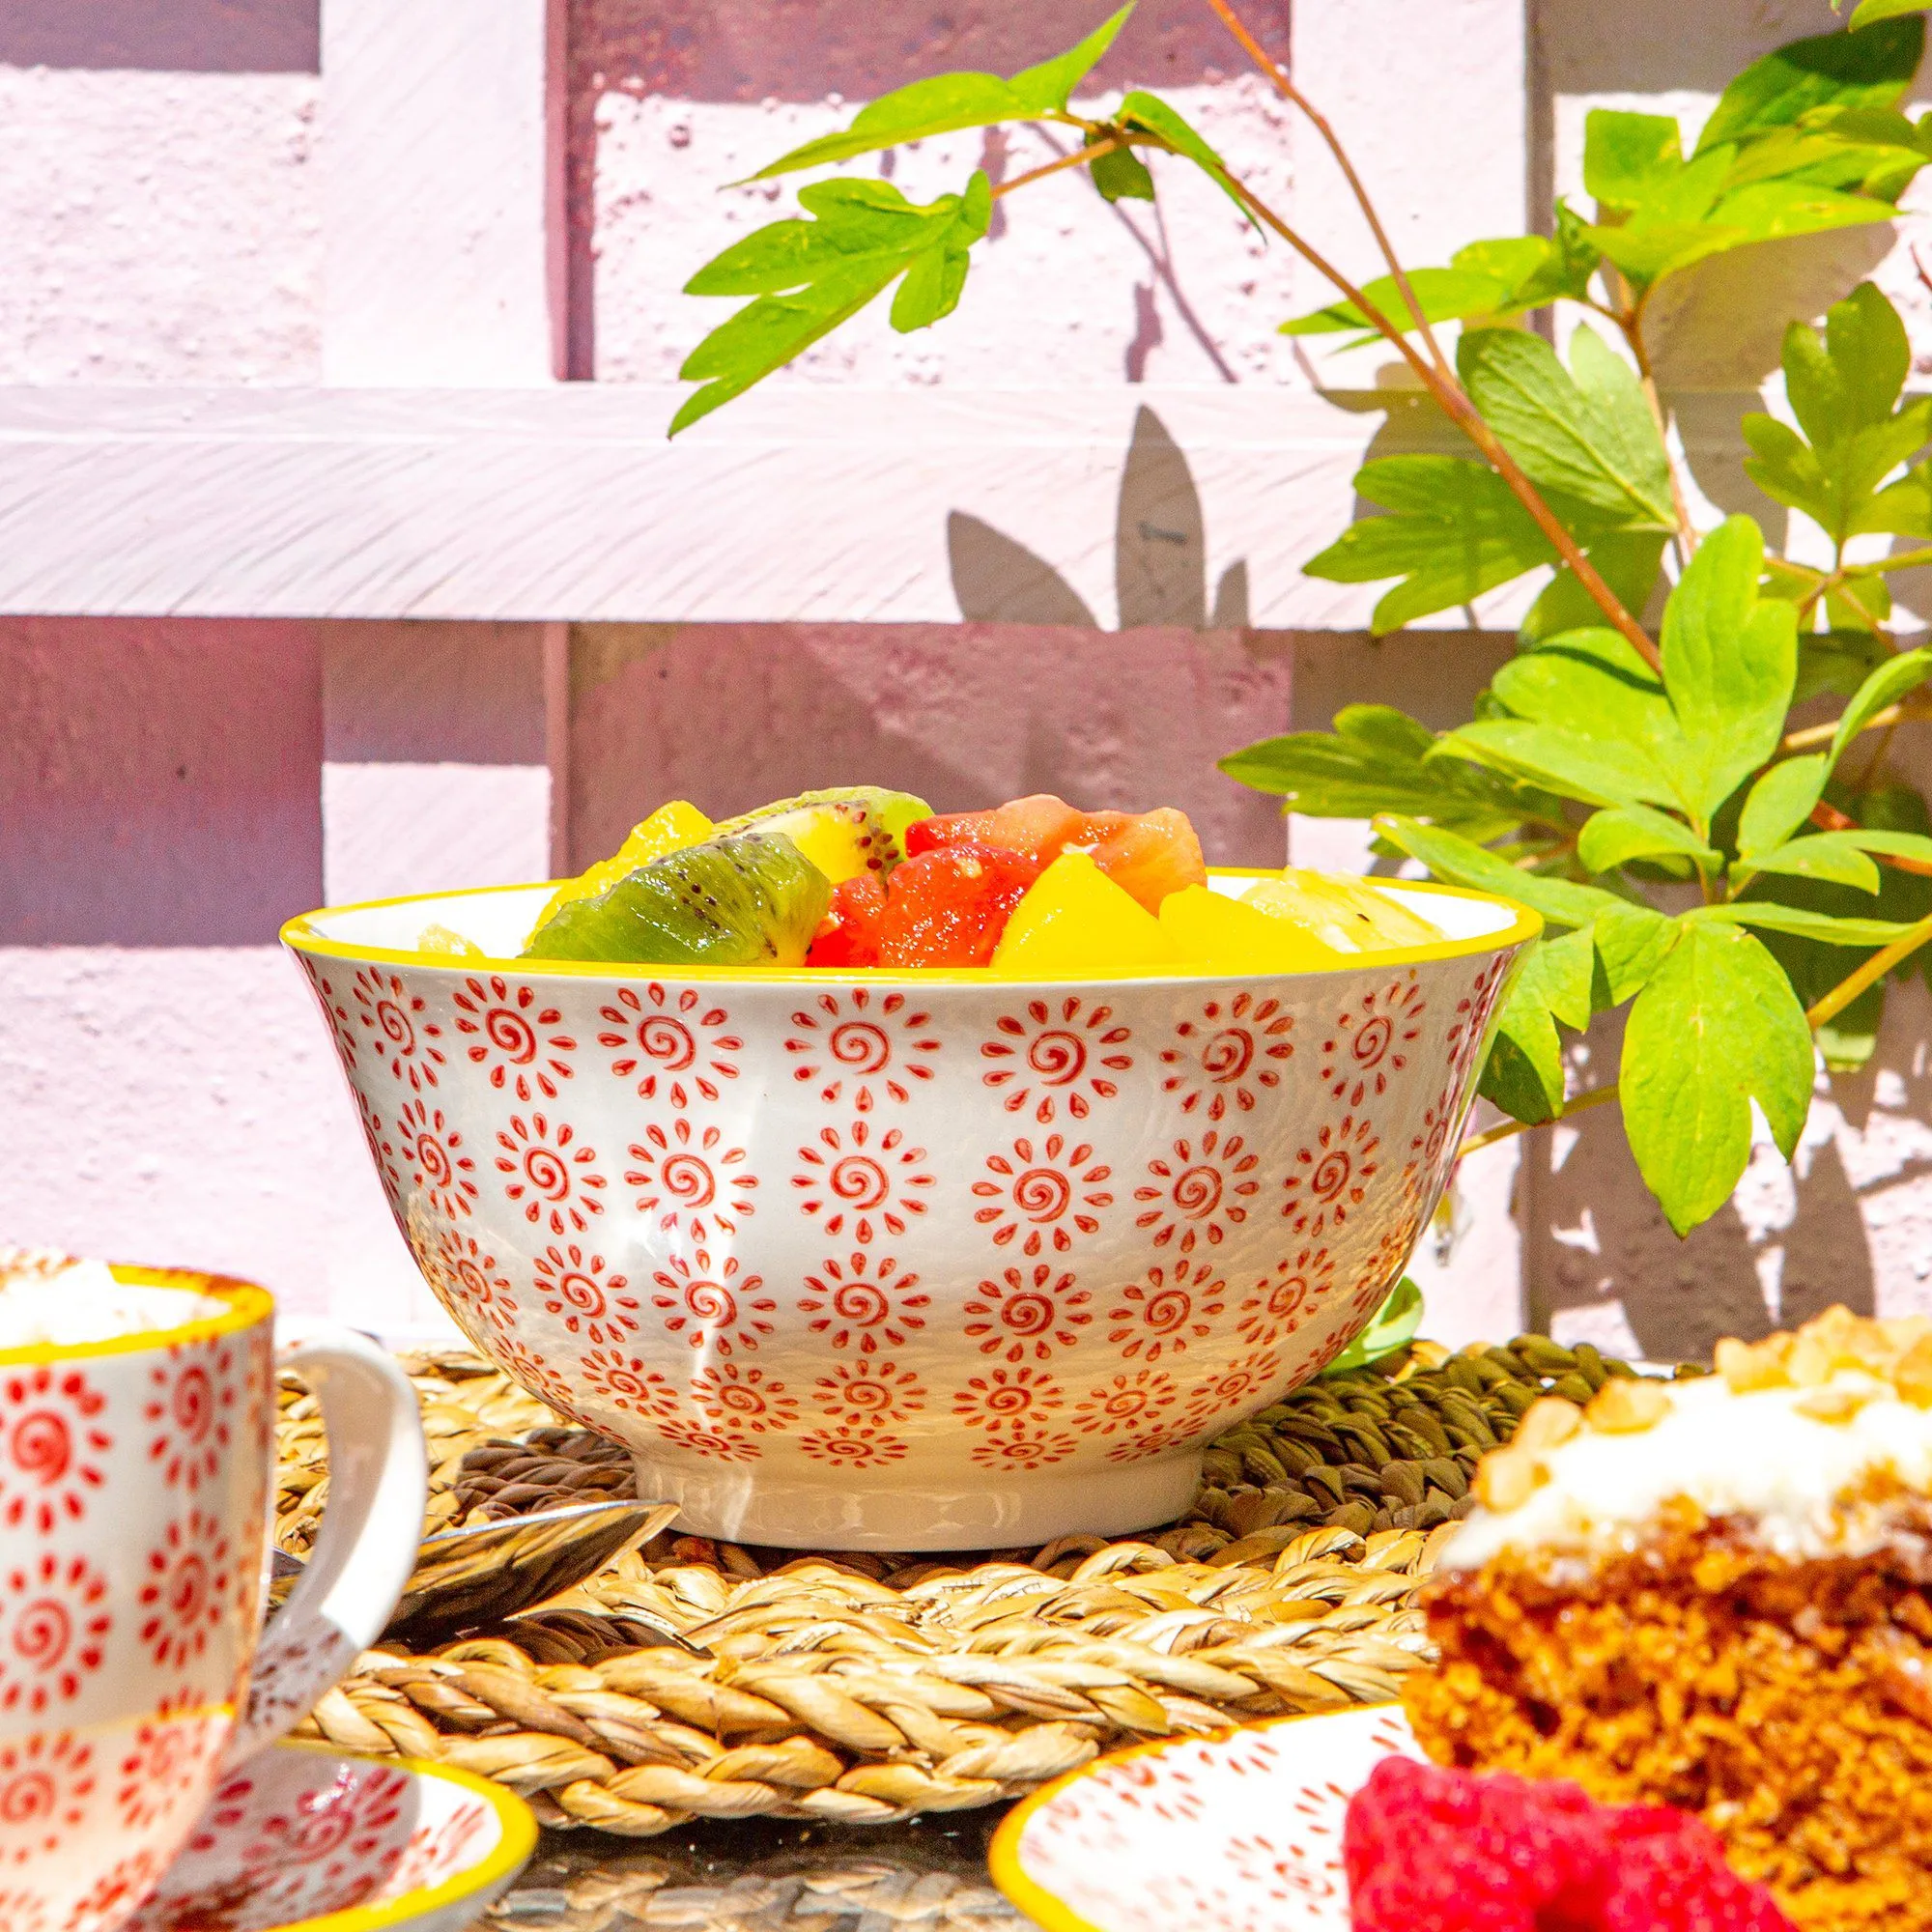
875, 844, 1036, 967
807, 873, 887, 968
903, 795, 1085, 874
1076, 807, 1208, 913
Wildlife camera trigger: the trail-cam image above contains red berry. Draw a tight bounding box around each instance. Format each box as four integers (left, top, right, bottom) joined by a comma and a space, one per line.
873, 844, 1035, 968
1598, 1807, 1792, 1932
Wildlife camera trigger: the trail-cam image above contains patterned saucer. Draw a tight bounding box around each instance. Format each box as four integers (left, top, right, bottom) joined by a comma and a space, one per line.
990, 1703, 1417, 1932
127, 1741, 536, 1932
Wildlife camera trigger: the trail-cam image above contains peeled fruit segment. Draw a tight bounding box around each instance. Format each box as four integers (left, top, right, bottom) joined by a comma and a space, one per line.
1243, 871, 1443, 952
717, 786, 930, 885
533, 801, 714, 938
905, 794, 1086, 872
1076, 807, 1208, 913
1158, 885, 1350, 973
992, 851, 1186, 976
523, 832, 831, 967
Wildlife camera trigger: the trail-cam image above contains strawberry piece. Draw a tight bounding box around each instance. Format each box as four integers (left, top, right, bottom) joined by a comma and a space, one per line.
874, 844, 1034, 968
1597, 1808, 1793, 1932
807, 873, 886, 968
902, 794, 1085, 874
1077, 807, 1207, 913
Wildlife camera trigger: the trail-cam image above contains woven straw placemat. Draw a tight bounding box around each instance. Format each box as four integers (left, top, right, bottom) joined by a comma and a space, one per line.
280, 1336, 1664, 1835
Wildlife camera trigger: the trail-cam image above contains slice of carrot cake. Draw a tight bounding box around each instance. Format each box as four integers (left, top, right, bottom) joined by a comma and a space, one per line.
1405, 1307, 1932, 1932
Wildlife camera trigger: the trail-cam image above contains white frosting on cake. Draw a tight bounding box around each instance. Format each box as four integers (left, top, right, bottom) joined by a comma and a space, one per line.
1440, 1369, 1932, 1572
0, 1248, 228, 1349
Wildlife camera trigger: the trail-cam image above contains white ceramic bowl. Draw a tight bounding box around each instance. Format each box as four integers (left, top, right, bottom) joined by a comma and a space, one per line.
284, 872, 1535, 1548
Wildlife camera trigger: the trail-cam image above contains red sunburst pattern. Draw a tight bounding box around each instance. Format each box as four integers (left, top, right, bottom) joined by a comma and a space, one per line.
1133, 1129, 1262, 1254
797, 1253, 928, 1353
493, 1336, 590, 1422
961, 1264, 1093, 1362
1179, 1348, 1284, 1434
116, 1710, 225, 1833
691, 1363, 801, 1434
381, 1098, 478, 1220
791, 1121, 933, 1244
451, 976, 576, 1101
352, 966, 444, 1092
950, 1365, 1065, 1434
1317, 976, 1426, 1110
799, 1429, 907, 1468
810, 1360, 927, 1427
970, 1429, 1076, 1471
1237, 1246, 1337, 1350
1070, 1370, 1180, 1437
657, 1416, 760, 1463
1104, 1420, 1195, 1465
67, 1848, 166, 1930
496, 1112, 605, 1235
1443, 955, 1511, 1092
598, 984, 741, 1105
1281, 1115, 1379, 1237
575, 1349, 678, 1419
531, 1244, 639, 1346
980, 997, 1133, 1122
0, 1366, 110, 1534
972, 1135, 1112, 1256
138, 1510, 234, 1673
0, 1731, 93, 1865
307, 969, 360, 1074
784, 988, 941, 1109
650, 1251, 776, 1356
1159, 993, 1293, 1121
626, 1120, 757, 1241
0, 1553, 109, 1716
144, 1346, 234, 1492
424, 1228, 520, 1340
1104, 1260, 1226, 1363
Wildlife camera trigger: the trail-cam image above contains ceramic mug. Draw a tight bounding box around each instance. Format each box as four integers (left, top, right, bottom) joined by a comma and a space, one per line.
0, 1265, 427, 1932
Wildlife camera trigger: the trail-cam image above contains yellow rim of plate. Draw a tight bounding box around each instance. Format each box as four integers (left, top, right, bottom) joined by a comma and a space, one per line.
258, 1743, 538, 1932
987, 1705, 1373, 1932
0, 1265, 272, 1368
280, 870, 1542, 985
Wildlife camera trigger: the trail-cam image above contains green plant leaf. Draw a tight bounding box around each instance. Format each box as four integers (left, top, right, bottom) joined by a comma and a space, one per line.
1745, 832, 1884, 892
1118, 91, 1251, 223
1584, 110, 1685, 210
1480, 966, 1566, 1122
673, 176, 990, 434
1593, 901, 1680, 1003
1577, 804, 1719, 872
1788, 281, 1910, 446
1621, 921, 1814, 1236
1090, 140, 1155, 202
1457, 327, 1677, 531
1520, 531, 1669, 646
1699, 15, 1925, 153
1322, 1276, 1425, 1376
1302, 454, 1557, 633
1697, 902, 1924, 944
1279, 266, 1522, 338
1374, 815, 1616, 929
1839, 827, 1932, 865
1660, 515, 1798, 819
1850, 0, 1931, 28
1829, 644, 1932, 767
746, 4, 1134, 177
1738, 753, 1830, 858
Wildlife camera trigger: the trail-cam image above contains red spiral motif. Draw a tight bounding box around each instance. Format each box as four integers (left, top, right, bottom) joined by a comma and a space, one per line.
1012, 1168, 1072, 1222
712, 1384, 763, 1417
1265, 1276, 1309, 1321
9, 1413, 70, 1487
286, 1804, 359, 1860
412, 1133, 453, 1188
166, 1553, 208, 1624
452, 1257, 492, 1299
659, 1154, 715, 1207
1352, 1015, 1393, 1066
831, 1281, 891, 1326
1310, 1151, 1352, 1202
520, 1148, 571, 1200
1202, 1028, 1255, 1082
637, 1016, 696, 1070
1172, 1165, 1223, 1217
980, 1380, 1035, 1418
1141, 1286, 1193, 1334
485, 1008, 539, 1064
375, 1000, 413, 1051
681, 1280, 737, 1325
1000, 1293, 1057, 1336
1028, 1031, 1087, 1085
171, 1367, 213, 1442
828, 1155, 889, 1208
829, 1021, 891, 1073
553, 1271, 606, 1317
603, 1365, 653, 1402
0, 1770, 54, 1826
11, 1602, 69, 1670
838, 1379, 894, 1414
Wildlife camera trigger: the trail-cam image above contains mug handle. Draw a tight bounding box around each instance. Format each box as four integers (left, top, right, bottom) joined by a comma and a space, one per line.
222, 1323, 427, 1767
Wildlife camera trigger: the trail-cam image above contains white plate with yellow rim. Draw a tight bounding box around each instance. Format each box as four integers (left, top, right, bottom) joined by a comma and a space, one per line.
127, 1740, 536, 1932
989, 1703, 1417, 1932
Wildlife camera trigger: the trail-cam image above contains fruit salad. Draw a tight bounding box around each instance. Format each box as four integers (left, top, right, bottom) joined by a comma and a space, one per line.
502, 786, 1442, 975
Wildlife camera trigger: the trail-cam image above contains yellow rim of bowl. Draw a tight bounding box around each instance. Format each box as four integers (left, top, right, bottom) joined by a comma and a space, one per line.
259, 1743, 538, 1932
280, 870, 1543, 985
0, 1264, 273, 1368
987, 1705, 1362, 1932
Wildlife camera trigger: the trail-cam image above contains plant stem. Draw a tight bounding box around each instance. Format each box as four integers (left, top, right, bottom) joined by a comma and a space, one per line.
1809, 797, 1932, 876
1458, 1083, 1620, 1159
1618, 313, 1699, 563
991, 139, 1123, 199
1805, 909, 1932, 1027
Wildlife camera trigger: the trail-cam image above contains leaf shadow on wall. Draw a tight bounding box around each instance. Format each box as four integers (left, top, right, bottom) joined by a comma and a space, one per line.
949, 406, 1250, 630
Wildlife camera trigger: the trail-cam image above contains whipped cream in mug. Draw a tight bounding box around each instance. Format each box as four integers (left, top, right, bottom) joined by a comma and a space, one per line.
0, 1246, 228, 1348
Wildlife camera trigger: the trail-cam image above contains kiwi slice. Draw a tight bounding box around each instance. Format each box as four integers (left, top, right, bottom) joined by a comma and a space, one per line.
714, 786, 930, 884
522, 832, 832, 967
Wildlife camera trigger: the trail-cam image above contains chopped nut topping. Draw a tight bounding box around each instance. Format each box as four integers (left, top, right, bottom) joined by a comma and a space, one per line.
1716, 1336, 1791, 1393
1474, 1444, 1548, 1512
1585, 1376, 1673, 1434
1794, 1386, 1871, 1426
1514, 1397, 1583, 1455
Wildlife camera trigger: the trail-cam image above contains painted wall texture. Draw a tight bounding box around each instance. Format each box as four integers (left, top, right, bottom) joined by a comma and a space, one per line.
7, 0, 1932, 1360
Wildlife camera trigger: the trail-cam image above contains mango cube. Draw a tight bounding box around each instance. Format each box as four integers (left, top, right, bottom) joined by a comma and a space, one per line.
1158, 884, 1350, 973
992, 851, 1185, 976
531, 800, 715, 940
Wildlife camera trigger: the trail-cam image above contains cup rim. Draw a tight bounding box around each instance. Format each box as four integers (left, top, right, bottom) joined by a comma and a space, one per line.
280, 868, 1543, 985
0, 1264, 274, 1368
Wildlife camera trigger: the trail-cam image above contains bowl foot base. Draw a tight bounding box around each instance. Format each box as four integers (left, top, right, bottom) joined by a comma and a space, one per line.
630, 1449, 1204, 1551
